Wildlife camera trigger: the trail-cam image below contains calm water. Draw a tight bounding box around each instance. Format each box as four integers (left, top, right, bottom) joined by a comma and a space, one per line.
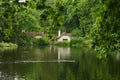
0, 46, 120, 80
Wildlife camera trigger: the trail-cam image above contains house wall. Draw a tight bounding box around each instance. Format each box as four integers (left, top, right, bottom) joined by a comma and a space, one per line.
57, 36, 71, 42
34, 36, 42, 39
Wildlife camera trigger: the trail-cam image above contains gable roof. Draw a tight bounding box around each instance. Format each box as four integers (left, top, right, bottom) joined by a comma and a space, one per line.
61, 32, 71, 37
23, 32, 44, 38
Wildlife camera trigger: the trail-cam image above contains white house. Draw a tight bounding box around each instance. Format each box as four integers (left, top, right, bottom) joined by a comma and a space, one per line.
52, 30, 71, 42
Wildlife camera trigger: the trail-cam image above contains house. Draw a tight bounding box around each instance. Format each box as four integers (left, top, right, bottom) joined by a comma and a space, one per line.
52, 30, 71, 42
23, 32, 44, 39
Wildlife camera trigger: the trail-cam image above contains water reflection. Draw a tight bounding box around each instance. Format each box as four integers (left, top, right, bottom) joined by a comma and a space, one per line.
0, 46, 120, 80
116, 52, 120, 61
0, 72, 24, 80
58, 47, 70, 60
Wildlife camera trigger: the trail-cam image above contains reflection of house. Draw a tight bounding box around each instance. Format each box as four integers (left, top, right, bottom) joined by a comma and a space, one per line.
52, 30, 71, 42
58, 47, 70, 60
23, 32, 44, 39
49, 46, 71, 60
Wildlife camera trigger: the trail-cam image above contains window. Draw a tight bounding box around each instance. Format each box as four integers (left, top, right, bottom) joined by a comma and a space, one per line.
63, 39, 68, 41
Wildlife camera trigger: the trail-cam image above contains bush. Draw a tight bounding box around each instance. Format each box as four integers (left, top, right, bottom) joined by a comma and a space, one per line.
32, 38, 49, 46
70, 37, 84, 46
18, 34, 50, 46
18, 34, 32, 46
70, 37, 92, 47
38, 38, 49, 46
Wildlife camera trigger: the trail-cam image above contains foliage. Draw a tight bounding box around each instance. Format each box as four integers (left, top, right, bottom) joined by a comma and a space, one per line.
18, 33, 49, 46
18, 34, 32, 46
70, 36, 92, 47
32, 38, 49, 46
70, 37, 83, 46
71, 28, 82, 37
90, 0, 120, 56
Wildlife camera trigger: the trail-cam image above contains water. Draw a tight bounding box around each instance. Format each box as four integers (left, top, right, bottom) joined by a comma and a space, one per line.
0, 46, 120, 80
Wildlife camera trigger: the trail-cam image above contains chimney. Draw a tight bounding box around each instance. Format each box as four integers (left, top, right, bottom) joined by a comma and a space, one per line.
58, 30, 61, 37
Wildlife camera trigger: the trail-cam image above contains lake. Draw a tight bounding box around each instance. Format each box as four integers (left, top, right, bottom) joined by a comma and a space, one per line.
0, 46, 120, 80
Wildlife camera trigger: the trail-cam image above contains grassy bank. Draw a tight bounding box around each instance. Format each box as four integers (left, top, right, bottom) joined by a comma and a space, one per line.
54, 41, 70, 47
0, 42, 18, 50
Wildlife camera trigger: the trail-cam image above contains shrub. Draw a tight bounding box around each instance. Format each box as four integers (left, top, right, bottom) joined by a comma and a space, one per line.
18, 34, 32, 46
18, 34, 50, 46
32, 38, 49, 46
70, 37, 84, 46
38, 38, 49, 46
70, 37, 92, 47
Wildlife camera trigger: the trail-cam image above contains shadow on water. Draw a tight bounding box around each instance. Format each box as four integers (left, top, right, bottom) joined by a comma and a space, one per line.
0, 46, 120, 80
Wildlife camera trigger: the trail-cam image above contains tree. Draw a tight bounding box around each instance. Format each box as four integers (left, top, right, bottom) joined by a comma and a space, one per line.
0, 0, 41, 43
91, 0, 120, 54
